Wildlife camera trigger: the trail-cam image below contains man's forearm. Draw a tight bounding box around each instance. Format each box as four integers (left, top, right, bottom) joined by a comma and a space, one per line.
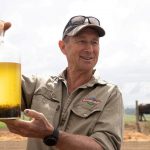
56, 131, 103, 150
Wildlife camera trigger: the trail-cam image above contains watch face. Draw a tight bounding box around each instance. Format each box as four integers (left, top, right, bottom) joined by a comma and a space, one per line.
43, 128, 59, 146
46, 137, 57, 146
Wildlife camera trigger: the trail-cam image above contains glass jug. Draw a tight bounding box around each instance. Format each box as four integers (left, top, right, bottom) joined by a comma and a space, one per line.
0, 21, 21, 119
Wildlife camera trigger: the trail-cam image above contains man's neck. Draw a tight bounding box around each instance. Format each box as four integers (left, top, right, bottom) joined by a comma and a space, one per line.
66, 68, 93, 94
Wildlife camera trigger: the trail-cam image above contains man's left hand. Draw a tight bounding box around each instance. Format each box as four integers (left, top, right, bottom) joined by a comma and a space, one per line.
1, 109, 54, 139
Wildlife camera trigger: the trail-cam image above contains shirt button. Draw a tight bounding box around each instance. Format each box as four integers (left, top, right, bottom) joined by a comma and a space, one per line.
60, 119, 65, 126
83, 113, 88, 117
56, 105, 60, 111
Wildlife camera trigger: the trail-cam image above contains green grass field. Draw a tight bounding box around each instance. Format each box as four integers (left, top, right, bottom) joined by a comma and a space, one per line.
124, 114, 136, 123
0, 122, 6, 128
124, 114, 150, 123
0, 114, 150, 129
0, 114, 138, 128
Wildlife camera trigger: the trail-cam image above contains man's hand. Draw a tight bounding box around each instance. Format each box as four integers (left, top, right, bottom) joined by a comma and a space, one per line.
1, 109, 54, 139
0, 20, 11, 34
1, 109, 103, 150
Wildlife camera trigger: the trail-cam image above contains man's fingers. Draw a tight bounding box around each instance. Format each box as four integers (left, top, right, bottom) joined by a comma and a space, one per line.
0, 21, 11, 32
3, 119, 29, 127
4, 22, 11, 31
24, 109, 51, 129
24, 109, 44, 120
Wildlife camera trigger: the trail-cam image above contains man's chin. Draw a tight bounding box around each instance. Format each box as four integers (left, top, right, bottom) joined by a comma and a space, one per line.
78, 65, 94, 72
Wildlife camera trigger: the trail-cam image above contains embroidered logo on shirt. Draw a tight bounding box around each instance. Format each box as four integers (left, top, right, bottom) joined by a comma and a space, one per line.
82, 97, 100, 106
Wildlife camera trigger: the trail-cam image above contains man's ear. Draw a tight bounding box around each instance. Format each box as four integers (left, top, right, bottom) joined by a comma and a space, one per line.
58, 40, 66, 55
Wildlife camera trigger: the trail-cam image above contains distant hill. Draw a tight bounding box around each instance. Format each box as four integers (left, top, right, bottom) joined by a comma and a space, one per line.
125, 107, 135, 115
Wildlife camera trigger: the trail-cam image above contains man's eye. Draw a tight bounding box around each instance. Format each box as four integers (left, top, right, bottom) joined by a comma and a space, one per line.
78, 40, 86, 44
92, 41, 98, 45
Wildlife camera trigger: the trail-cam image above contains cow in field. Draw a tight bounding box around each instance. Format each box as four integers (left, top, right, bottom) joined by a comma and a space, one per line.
138, 104, 150, 121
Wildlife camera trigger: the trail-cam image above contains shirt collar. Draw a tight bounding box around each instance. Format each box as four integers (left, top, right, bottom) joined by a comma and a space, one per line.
58, 68, 67, 80
58, 69, 107, 87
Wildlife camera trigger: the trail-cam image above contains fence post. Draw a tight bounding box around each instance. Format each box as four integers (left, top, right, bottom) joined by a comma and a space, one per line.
136, 100, 141, 132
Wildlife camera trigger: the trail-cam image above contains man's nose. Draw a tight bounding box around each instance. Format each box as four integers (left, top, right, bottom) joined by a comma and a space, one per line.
85, 41, 94, 52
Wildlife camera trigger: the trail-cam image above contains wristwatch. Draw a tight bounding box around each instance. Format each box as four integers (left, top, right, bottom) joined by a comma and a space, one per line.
43, 128, 59, 146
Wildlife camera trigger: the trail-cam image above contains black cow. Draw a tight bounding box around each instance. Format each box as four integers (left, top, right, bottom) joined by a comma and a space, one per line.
138, 104, 150, 121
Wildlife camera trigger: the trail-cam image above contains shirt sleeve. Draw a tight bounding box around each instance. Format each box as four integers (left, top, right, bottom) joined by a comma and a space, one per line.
90, 86, 124, 150
21, 75, 38, 110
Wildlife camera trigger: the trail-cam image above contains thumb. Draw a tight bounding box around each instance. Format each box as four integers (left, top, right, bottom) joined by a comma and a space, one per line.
4, 22, 11, 31
24, 109, 53, 130
24, 109, 44, 119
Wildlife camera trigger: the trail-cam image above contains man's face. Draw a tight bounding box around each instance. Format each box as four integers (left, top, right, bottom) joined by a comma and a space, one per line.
61, 28, 100, 72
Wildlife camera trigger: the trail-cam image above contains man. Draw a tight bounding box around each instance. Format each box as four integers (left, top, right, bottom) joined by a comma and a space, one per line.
1, 15, 124, 150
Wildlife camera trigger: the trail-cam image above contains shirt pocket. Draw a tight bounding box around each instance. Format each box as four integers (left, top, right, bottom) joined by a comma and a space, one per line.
65, 101, 105, 135
72, 101, 104, 118
31, 87, 60, 125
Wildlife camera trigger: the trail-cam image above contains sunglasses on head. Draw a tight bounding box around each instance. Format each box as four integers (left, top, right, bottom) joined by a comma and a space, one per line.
63, 15, 100, 34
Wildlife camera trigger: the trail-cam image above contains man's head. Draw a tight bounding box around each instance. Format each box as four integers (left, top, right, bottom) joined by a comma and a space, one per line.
59, 15, 105, 72
62, 15, 105, 39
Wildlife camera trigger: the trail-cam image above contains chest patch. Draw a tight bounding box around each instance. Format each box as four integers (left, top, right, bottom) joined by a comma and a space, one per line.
81, 96, 100, 108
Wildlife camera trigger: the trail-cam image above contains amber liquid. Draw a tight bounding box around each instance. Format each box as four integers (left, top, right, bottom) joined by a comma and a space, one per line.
0, 62, 21, 119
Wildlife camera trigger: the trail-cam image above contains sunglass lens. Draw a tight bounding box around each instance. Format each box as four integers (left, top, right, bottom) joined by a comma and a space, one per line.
89, 17, 100, 25
71, 16, 85, 25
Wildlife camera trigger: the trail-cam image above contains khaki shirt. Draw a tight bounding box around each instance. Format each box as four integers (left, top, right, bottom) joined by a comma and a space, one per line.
22, 70, 124, 150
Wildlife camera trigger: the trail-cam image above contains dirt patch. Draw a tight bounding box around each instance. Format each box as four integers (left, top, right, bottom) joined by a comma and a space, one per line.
124, 122, 150, 141
0, 129, 26, 141
122, 141, 150, 150
124, 130, 150, 141
0, 124, 150, 150
0, 123, 150, 141
0, 122, 150, 142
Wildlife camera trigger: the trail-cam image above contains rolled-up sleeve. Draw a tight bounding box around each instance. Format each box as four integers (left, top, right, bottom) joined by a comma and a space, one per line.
91, 86, 124, 150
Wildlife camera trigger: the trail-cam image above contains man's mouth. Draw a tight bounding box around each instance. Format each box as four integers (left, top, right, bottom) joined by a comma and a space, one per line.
80, 56, 93, 60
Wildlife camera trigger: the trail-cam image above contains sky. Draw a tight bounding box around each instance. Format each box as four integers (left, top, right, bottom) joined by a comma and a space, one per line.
0, 0, 150, 107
